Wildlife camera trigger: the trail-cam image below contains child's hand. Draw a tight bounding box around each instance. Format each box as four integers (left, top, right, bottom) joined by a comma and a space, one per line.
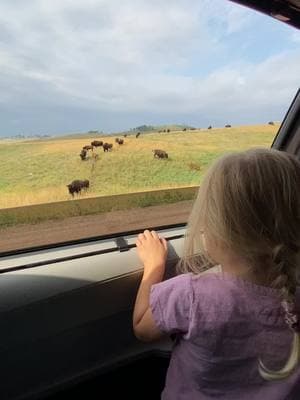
136, 230, 168, 279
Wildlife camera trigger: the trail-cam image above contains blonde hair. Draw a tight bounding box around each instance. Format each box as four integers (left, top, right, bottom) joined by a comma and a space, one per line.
178, 148, 300, 380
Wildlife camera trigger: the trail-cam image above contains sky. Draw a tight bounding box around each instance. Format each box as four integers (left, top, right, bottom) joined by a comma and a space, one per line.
0, 0, 299, 137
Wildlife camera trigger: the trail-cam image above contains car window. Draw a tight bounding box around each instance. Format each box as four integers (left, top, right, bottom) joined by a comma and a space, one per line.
0, 0, 299, 253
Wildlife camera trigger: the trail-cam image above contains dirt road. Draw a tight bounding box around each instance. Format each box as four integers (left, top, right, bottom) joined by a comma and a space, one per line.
0, 200, 193, 253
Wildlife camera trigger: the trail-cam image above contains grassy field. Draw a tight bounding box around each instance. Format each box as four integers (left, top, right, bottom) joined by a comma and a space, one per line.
0, 124, 277, 209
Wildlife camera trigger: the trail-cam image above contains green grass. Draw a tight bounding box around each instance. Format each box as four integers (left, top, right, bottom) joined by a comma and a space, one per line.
0, 124, 277, 209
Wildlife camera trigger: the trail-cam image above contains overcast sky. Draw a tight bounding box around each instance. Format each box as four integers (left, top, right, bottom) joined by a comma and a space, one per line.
0, 0, 299, 137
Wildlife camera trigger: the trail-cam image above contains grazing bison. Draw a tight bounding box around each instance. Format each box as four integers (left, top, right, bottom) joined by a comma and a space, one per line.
67, 179, 89, 197
80, 149, 88, 160
115, 138, 120, 143
152, 149, 168, 159
91, 140, 103, 148
225, 124, 231, 128
116, 138, 124, 145
268, 121, 275, 125
136, 132, 141, 138
103, 143, 113, 152
183, 128, 187, 131
123, 134, 127, 137
83, 145, 93, 151
208, 125, 212, 130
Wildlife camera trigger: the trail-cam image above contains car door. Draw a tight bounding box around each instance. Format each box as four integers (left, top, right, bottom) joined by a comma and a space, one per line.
0, 225, 183, 400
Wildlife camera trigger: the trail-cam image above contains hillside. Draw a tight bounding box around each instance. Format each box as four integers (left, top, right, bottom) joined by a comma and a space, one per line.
45, 124, 194, 139
0, 124, 278, 209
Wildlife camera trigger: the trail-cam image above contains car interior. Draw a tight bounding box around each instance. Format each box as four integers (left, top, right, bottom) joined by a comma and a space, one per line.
0, 1, 299, 399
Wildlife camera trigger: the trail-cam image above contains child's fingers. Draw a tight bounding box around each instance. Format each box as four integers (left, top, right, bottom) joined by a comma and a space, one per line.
143, 229, 152, 239
136, 238, 142, 247
151, 230, 159, 240
161, 237, 168, 250
138, 233, 146, 242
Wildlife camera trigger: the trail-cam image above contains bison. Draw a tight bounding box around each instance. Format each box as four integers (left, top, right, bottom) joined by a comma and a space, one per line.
124, 134, 127, 138
83, 145, 93, 151
268, 121, 275, 125
225, 124, 231, 128
80, 149, 88, 160
116, 138, 124, 145
136, 132, 141, 138
207, 125, 212, 130
67, 179, 90, 197
152, 149, 168, 159
103, 143, 113, 152
91, 140, 103, 148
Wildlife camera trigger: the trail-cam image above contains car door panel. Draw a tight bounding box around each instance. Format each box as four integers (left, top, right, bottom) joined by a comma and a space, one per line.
0, 227, 183, 400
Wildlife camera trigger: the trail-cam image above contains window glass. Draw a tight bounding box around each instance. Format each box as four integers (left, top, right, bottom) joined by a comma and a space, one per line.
0, 0, 299, 252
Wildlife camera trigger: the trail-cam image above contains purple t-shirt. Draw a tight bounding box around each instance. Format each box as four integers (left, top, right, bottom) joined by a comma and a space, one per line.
150, 270, 300, 399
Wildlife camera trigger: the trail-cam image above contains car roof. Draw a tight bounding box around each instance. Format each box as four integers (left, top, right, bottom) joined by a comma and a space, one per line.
230, 0, 300, 29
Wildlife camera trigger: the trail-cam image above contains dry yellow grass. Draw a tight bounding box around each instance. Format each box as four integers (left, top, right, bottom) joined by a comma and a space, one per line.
0, 124, 277, 209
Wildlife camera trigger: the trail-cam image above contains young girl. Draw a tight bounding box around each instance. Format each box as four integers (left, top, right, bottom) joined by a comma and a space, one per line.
133, 148, 300, 399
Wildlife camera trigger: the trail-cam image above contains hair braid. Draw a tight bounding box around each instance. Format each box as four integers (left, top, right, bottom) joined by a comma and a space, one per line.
270, 244, 298, 303
259, 243, 300, 380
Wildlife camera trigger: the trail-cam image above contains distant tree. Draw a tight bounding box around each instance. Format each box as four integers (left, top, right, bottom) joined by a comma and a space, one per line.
133, 125, 155, 132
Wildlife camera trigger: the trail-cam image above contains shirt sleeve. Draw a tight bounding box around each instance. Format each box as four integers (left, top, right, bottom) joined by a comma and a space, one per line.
149, 273, 193, 335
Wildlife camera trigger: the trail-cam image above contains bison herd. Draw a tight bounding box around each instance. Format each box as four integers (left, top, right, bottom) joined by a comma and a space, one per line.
68, 123, 266, 197
79, 140, 111, 160
68, 132, 170, 198
80, 138, 127, 160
